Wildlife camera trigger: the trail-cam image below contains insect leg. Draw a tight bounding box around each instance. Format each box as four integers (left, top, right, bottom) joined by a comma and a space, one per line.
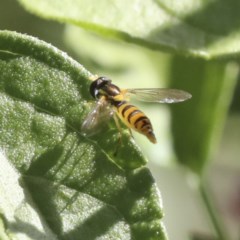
128, 128, 135, 140
113, 114, 123, 156
113, 114, 123, 143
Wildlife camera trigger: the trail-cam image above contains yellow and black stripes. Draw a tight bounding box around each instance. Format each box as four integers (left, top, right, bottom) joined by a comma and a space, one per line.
114, 101, 157, 143
89, 77, 157, 143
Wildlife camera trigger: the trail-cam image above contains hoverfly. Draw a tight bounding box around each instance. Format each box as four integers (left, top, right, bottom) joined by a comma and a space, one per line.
81, 76, 191, 143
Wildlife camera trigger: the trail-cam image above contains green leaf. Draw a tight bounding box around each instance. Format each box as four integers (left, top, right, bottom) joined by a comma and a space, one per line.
18, 0, 240, 59
0, 30, 167, 240
169, 56, 238, 174
0, 152, 57, 240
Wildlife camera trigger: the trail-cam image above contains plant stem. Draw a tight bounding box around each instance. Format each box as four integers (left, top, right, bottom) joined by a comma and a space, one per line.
199, 179, 230, 240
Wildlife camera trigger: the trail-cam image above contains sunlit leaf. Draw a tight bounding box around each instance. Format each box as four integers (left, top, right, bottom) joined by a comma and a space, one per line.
0, 30, 167, 240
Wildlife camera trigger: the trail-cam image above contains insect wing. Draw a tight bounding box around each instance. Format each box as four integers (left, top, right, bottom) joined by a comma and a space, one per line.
81, 99, 113, 136
126, 88, 192, 103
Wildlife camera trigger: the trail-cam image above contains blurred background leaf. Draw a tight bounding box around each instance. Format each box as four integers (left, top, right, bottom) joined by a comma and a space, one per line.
169, 58, 238, 174
17, 0, 240, 59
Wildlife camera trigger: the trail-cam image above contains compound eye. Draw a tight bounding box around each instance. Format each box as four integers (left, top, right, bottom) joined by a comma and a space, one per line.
89, 80, 99, 98
89, 76, 111, 99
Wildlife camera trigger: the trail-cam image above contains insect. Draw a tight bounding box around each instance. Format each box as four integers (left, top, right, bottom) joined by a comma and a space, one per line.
81, 76, 191, 143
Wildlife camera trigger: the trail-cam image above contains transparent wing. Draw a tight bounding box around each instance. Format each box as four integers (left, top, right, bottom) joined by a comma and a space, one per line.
81, 98, 113, 136
126, 88, 192, 103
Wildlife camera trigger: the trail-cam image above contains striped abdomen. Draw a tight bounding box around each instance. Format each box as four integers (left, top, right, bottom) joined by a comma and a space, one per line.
114, 101, 156, 143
